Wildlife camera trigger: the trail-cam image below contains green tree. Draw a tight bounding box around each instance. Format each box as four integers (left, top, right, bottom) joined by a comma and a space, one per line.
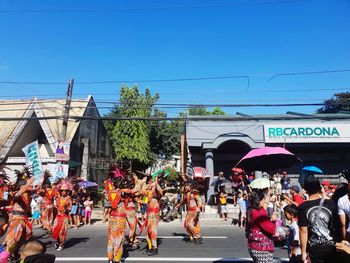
106, 85, 183, 169
149, 109, 183, 160
186, 106, 226, 116
317, 92, 350, 113
211, 107, 226, 115
111, 85, 159, 168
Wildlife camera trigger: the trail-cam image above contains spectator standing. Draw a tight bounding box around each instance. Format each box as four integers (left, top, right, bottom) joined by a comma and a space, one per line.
238, 193, 249, 227
84, 196, 93, 225
337, 184, 350, 241
285, 185, 305, 206
30, 194, 43, 227
298, 175, 337, 263
246, 189, 276, 263
274, 173, 282, 202
231, 168, 241, 206
219, 186, 228, 221
284, 204, 302, 263
281, 171, 291, 194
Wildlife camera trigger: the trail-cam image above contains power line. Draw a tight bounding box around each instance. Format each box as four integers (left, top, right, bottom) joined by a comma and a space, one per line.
0, 114, 348, 122
268, 69, 350, 81
0, 102, 349, 112
0, 0, 310, 13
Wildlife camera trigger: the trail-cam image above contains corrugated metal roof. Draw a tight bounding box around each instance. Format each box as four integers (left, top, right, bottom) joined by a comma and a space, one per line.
0, 97, 90, 151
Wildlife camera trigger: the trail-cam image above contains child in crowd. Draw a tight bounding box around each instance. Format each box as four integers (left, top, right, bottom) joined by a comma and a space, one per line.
284, 204, 301, 263
238, 193, 249, 227
219, 186, 228, 221
30, 194, 43, 227
84, 196, 93, 225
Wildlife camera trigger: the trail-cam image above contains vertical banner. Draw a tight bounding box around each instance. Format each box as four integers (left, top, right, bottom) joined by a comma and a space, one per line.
22, 141, 43, 185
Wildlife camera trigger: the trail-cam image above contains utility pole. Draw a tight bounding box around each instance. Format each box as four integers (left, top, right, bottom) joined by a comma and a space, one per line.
61, 79, 74, 140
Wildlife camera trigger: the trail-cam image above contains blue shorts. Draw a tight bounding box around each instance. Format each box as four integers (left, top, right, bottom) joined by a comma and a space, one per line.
70, 205, 78, 215
32, 210, 41, 220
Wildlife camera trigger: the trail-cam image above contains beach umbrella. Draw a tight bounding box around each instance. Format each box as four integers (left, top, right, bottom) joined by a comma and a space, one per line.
235, 146, 301, 171
303, 166, 323, 174
250, 178, 271, 189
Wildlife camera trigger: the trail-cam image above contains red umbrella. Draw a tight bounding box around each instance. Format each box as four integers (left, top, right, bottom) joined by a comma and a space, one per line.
235, 146, 301, 172
193, 167, 211, 179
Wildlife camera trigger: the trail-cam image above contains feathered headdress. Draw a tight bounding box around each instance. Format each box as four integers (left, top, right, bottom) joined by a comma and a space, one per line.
110, 166, 126, 179
56, 177, 79, 192
14, 166, 32, 185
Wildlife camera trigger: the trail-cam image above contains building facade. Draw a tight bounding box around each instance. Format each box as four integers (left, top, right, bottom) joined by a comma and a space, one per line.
0, 96, 112, 185
186, 113, 350, 198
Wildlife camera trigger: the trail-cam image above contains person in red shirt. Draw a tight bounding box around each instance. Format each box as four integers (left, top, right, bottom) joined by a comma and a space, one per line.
286, 185, 305, 206
246, 189, 276, 263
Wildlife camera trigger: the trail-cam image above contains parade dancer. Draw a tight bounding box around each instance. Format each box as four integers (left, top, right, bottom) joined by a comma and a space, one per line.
107, 176, 127, 263
124, 173, 144, 249
52, 180, 72, 251
40, 171, 55, 233
178, 182, 203, 244
140, 178, 163, 256
3, 167, 34, 255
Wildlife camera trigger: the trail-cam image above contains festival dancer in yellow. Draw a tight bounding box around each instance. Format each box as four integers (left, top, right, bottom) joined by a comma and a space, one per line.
52, 181, 72, 251
107, 176, 127, 263
4, 168, 34, 255
140, 178, 163, 256
178, 183, 203, 244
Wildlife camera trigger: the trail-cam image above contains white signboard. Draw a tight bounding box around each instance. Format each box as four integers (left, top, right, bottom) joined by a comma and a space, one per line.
22, 141, 43, 185
47, 163, 69, 182
264, 123, 350, 143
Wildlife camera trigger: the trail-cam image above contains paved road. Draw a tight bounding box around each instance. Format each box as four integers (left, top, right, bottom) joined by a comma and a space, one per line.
32, 220, 289, 263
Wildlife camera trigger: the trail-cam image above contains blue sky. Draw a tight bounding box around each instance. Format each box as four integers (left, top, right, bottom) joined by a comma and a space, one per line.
0, 0, 350, 116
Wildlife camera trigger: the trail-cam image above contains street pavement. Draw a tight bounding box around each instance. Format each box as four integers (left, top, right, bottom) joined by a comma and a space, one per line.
32, 218, 289, 263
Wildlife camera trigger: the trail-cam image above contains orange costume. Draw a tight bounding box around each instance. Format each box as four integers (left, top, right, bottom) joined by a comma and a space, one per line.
41, 187, 55, 232
52, 194, 72, 249
107, 189, 127, 263
4, 184, 32, 254
141, 181, 163, 255
184, 190, 202, 243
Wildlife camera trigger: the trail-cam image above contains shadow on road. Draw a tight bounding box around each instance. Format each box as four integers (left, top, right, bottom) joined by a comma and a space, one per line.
64, 237, 90, 249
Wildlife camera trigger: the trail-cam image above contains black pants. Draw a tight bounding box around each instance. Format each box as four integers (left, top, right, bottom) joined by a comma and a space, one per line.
308, 244, 336, 263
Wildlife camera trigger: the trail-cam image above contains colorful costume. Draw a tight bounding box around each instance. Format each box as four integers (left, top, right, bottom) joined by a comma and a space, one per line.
184, 190, 202, 243
4, 183, 32, 254
107, 189, 126, 263
141, 181, 162, 255
41, 188, 55, 232
52, 183, 72, 250
126, 197, 138, 246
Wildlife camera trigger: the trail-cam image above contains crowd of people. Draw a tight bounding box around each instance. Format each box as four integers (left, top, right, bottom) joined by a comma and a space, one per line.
216, 168, 350, 263
1, 163, 350, 263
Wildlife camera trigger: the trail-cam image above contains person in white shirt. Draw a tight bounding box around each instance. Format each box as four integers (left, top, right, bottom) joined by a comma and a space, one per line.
284, 204, 302, 262
337, 186, 350, 240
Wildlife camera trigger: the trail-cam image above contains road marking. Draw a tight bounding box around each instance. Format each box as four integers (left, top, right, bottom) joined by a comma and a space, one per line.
138, 236, 228, 239
55, 257, 289, 262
